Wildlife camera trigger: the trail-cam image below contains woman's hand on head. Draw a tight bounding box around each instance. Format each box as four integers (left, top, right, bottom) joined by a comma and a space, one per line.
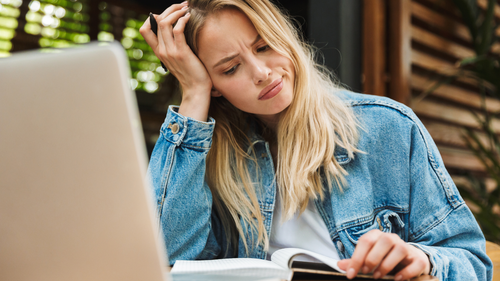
140, 2, 213, 121
337, 230, 431, 280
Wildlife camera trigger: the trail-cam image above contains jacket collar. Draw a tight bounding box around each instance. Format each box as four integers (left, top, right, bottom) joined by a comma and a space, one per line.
246, 118, 352, 165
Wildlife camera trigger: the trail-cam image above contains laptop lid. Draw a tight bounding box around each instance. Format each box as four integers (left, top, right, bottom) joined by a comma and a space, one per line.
0, 42, 170, 281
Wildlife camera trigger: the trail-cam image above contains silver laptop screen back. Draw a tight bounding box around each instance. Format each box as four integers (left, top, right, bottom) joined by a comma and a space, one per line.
0, 42, 169, 281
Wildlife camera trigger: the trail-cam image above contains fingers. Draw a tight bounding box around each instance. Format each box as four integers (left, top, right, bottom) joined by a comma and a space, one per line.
139, 2, 188, 54
393, 245, 432, 280
362, 233, 397, 274
337, 259, 350, 271
346, 229, 383, 279
172, 10, 191, 46
393, 258, 428, 281
139, 14, 158, 47
157, 1, 188, 22
371, 237, 408, 278
138, 0, 212, 115
345, 230, 431, 280
157, 5, 190, 51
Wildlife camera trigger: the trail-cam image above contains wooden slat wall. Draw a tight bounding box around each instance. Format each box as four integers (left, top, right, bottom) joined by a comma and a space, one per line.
363, 0, 387, 97
363, 0, 500, 177
388, 0, 413, 105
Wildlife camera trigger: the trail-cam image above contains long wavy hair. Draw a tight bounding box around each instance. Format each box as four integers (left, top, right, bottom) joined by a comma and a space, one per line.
184, 0, 360, 255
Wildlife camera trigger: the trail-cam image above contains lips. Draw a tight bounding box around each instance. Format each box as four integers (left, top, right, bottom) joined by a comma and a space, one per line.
258, 78, 284, 100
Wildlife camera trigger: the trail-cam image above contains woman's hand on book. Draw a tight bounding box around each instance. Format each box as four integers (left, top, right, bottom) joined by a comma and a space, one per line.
140, 2, 213, 121
337, 229, 431, 280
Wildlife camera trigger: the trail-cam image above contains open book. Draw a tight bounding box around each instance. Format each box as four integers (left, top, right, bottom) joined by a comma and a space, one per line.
170, 248, 393, 280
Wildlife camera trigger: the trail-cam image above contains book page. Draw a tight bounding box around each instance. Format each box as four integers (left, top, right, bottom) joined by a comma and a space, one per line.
270, 248, 345, 273
171, 258, 293, 280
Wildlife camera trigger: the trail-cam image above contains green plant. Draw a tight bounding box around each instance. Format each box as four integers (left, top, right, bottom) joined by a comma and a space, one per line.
423, 0, 500, 242
461, 108, 500, 243
451, 0, 500, 91
452, 0, 500, 242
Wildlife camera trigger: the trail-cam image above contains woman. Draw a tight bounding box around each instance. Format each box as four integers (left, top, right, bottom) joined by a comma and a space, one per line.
140, 0, 492, 280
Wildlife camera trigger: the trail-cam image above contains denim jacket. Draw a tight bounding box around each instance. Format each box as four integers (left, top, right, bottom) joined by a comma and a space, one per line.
147, 91, 492, 280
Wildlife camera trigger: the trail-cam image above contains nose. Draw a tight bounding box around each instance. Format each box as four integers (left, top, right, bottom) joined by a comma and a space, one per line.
250, 57, 271, 84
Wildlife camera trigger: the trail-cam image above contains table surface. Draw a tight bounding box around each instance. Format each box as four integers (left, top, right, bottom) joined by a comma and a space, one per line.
292, 274, 438, 281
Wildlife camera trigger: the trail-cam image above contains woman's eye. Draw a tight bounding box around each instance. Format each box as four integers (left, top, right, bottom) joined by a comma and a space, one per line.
257, 45, 270, 52
224, 64, 238, 75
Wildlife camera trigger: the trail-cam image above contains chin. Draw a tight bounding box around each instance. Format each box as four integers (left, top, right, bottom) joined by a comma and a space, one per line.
277, 94, 293, 112
268, 99, 292, 116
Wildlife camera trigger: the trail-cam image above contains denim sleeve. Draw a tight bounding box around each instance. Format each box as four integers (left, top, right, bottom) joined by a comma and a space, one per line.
407, 119, 493, 281
147, 106, 222, 265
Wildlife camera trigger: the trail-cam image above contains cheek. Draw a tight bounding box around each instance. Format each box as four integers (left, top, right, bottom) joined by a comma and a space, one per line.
216, 78, 248, 99
286, 59, 295, 75
273, 55, 295, 80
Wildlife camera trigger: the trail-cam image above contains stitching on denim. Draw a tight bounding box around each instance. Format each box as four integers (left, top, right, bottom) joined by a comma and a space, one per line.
348, 99, 465, 240
167, 105, 216, 125
408, 201, 464, 241
343, 210, 406, 244
158, 145, 176, 224
316, 201, 339, 239
348, 98, 461, 208
180, 143, 212, 150
199, 200, 218, 259
160, 125, 169, 142
337, 206, 409, 232
162, 128, 213, 149
259, 202, 274, 211
176, 117, 188, 146
162, 106, 215, 147
406, 242, 441, 278
345, 230, 360, 245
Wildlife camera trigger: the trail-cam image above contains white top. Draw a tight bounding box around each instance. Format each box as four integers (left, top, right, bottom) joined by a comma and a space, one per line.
267, 195, 340, 262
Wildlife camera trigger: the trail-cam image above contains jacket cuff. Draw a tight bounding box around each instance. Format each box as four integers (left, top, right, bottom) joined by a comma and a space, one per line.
407, 243, 439, 278
160, 105, 215, 149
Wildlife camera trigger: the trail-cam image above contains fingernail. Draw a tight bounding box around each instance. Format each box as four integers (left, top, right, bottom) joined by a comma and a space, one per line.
362, 266, 369, 274
347, 268, 356, 279
395, 275, 403, 281
182, 5, 188, 9
182, 1, 187, 4
373, 271, 381, 279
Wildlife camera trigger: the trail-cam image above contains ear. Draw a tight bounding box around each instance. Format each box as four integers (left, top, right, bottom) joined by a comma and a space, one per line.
211, 88, 222, 97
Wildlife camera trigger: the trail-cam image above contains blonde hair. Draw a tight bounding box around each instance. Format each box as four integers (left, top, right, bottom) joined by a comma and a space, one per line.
184, 0, 360, 255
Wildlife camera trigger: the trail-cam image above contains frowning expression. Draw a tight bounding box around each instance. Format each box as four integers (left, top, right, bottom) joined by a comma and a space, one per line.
197, 8, 295, 123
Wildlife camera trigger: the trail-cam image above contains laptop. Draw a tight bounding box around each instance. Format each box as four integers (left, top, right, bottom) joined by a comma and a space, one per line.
0, 42, 170, 281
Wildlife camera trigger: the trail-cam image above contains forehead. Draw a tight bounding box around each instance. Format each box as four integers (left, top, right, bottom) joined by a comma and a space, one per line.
197, 8, 259, 67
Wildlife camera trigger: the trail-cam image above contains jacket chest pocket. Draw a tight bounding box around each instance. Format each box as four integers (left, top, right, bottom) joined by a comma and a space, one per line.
344, 210, 406, 245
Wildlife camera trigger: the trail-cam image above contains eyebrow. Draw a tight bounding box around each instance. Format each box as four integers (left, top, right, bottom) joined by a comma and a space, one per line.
213, 34, 262, 68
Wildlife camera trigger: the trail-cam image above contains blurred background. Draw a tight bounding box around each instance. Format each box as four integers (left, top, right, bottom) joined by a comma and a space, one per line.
2, 0, 499, 240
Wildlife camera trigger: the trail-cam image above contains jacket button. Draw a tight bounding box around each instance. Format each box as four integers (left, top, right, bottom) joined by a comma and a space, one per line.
336, 240, 344, 252
170, 123, 180, 134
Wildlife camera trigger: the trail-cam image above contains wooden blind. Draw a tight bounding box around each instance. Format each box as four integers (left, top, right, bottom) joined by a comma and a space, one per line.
363, 0, 500, 178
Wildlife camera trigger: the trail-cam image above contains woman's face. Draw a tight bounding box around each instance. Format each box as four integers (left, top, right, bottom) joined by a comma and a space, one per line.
197, 8, 295, 124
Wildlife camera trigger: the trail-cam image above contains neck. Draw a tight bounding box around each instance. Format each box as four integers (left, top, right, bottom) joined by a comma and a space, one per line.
255, 113, 280, 134
255, 114, 279, 164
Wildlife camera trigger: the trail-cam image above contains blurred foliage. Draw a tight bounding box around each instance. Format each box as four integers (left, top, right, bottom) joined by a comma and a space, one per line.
447, 0, 500, 243
451, 0, 500, 90
462, 107, 500, 243
420, 0, 500, 242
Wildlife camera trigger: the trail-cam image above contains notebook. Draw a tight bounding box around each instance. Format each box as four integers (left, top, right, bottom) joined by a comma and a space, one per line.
0, 42, 171, 281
